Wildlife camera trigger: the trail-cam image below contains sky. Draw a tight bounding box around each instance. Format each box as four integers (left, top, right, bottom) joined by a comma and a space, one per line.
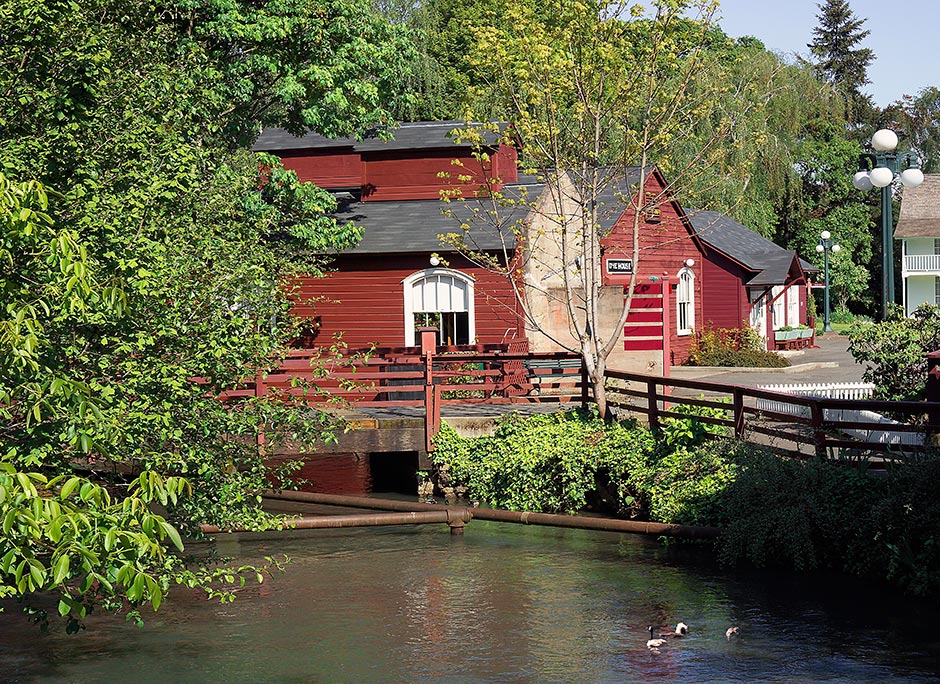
713, 0, 939, 107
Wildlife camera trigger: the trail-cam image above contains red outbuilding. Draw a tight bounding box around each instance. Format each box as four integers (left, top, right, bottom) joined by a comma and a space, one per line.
253, 121, 813, 371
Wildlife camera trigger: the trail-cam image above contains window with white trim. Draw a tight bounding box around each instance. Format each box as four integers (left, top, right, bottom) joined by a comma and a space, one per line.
933, 239, 940, 255
771, 285, 785, 328
676, 268, 695, 335
786, 285, 800, 327
403, 269, 475, 346
935, 276, 940, 306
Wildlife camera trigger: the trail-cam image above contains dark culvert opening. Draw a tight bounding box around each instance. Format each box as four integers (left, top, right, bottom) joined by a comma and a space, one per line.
368, 451, 420, 495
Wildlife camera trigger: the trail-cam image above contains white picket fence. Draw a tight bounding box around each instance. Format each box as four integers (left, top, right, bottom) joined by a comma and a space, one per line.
756, 382, 924, 447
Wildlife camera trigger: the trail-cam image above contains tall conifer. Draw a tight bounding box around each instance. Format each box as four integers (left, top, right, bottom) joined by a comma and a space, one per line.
807, 0, 875, 123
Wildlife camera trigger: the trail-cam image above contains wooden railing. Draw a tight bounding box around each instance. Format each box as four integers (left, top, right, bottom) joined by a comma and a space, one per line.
223, 333, 938, 460
223, 346, 586, 408
606, 370, 936, 462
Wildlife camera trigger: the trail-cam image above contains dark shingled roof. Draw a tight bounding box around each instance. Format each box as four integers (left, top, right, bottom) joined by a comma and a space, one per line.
588, 167, 645, 232
253, 121, 504, 153
333, 182, 543, 255
331, 167, 647, 255
688, 209, 815, 281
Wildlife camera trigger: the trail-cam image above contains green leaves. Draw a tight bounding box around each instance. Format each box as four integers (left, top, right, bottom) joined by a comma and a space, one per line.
1, 459, 190, 618
847, 304, 940, 401
432, 410, 655, 514
1, 0, 405, 629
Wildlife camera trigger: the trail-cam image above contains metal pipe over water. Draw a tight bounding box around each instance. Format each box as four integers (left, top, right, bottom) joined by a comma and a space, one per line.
258, 490, 720, 539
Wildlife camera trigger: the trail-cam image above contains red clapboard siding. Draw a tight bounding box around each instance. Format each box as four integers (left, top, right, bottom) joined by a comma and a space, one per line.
362, 150, 494, 201
278, 150, 361, 188
601, 173, 702, 364
624, 283, 664, 351
701, 248, 749, 329
623, 309, 662, 323
292, 254, 523, 348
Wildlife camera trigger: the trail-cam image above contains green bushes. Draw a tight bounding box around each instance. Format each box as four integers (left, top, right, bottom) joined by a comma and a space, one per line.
848, 304, 940, 401
691, 348, 790, 368
687, 323, 789, 368
431, 411, 655, 514
717, 445, 940, 596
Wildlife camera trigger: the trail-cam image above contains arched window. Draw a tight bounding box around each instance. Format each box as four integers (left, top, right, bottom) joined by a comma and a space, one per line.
403, 269, 475, 346
676, 268, 695, 336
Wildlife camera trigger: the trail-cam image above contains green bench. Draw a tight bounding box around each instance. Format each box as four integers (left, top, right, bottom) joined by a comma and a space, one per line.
524, 358, 582, 395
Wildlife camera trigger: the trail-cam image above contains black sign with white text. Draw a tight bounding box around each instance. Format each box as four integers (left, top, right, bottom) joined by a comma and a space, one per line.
606, 259, 633, 274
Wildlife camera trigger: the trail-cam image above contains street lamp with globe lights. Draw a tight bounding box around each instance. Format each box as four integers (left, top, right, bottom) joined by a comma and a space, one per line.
816, 231, 840, 333
852, 128, 924, 319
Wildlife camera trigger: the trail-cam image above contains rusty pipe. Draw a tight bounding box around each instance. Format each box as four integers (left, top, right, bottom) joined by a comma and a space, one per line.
200, 508, 472, 534
263, 490, 719, 539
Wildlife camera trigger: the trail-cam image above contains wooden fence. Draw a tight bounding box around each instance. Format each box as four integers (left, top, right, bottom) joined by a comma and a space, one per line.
606, 370, 934, 462
224, 332, 938, 460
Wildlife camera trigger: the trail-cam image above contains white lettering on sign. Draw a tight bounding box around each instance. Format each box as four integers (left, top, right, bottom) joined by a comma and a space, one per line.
606, 259, 633, 274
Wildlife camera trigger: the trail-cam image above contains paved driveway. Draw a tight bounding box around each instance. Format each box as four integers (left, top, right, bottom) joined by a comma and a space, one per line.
669, 334, 867, 388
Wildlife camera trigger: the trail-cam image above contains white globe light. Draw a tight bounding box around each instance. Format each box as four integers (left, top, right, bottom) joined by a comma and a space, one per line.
816, 244, 825, 253
871, 129, 899, 152
832, 244, 841, 253
869, 166, 895, 188
900, 167, 925, 188
852, 171, 873, 191
820, 230, 831, 240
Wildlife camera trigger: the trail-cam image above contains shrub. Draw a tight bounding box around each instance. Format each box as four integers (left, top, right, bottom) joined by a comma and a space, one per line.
433, 409, 940, 597
687, 322, 787, 367
715, 445, 940, 596
830, 308, 871, 324
430, 410, 655, 514
717, 447, 874, 571
659, 399, 730, 449
847, 304, 940, 401
688, 322, 765, 365
692, 348, 790, 368
629, 442, 739, 526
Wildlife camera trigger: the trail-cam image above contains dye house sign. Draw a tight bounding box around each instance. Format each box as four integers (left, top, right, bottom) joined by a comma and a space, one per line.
606, 258, 633, 274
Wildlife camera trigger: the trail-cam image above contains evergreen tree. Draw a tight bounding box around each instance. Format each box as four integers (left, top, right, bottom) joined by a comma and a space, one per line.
807, 0, 875, 124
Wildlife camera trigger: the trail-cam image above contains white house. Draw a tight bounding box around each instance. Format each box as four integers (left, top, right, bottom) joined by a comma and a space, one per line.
897, 174, 940, 315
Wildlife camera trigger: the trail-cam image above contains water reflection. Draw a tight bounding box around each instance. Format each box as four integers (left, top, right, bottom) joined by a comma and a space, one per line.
1, 522, 938, 683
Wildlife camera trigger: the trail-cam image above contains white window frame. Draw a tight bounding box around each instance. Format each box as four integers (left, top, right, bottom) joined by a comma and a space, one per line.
676, 268, 695, 336
786, 285, 800, 327
771, 285, 785, 329
934, 276, 940, 306
402, 268, 476, 346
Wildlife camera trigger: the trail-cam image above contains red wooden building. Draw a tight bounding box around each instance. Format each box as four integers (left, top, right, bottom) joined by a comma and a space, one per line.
689, 210, 816, 344
253, 121, 812, 370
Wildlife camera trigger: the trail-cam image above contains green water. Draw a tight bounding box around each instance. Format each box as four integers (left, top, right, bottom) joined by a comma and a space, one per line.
1, 522, 938, 683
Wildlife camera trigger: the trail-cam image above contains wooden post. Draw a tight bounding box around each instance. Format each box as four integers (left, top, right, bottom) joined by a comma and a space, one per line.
811, 399, 826, 460
661, 278, 671, 377
925, 351, 940, 439
420, 327, 438, 452
647, 378, 659, 431
256, 370, 267, 451
733, 386, 745, 439
580, 359, 589, 411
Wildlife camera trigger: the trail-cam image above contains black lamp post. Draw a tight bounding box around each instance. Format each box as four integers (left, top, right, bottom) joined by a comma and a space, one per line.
852, 129, 924, 320
815, 231, 840, 334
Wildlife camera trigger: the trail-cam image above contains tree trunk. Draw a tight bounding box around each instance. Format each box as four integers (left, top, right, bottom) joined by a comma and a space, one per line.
590, 367, 611, 421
